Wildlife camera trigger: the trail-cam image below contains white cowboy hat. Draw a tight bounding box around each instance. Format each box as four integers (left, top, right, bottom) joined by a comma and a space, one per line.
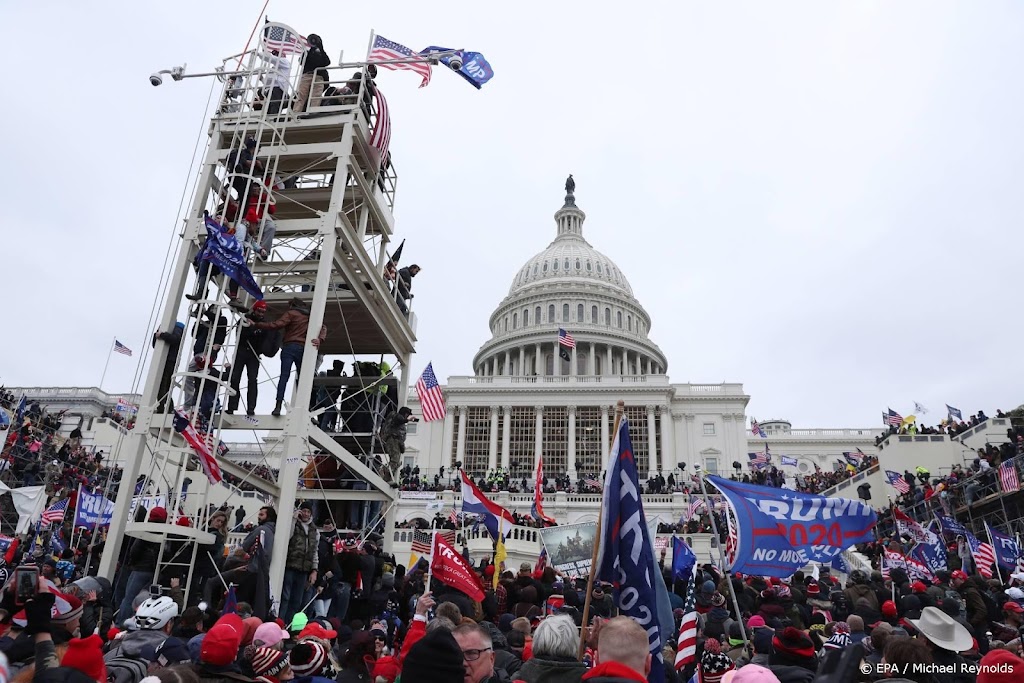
910, 606, 973, 652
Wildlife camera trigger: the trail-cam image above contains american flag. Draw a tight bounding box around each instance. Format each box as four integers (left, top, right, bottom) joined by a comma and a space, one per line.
886, 408, 904, 426
748, 451, 768, 468
687, 497, 705, 519
263, 24, 307, 56
886, 470, 910, 494
968, 534, 997, 579
751, 418, 766, 438
439, 529, 457, 546
172, 409, 223, 484
674, 570, 698, 670
114, 340, 133, 357
1000, 461, 1020, 493
535, 547, 548, 575
411, 529, 434, 556
584, 477, 602, 489
448, 508, 459, 524
369, 88, 391, 162
41, 498, 68, 524
416, 363, 446, 422
368, 35, 432, 87
557, 328, 575, 349
844, 450, 864, 464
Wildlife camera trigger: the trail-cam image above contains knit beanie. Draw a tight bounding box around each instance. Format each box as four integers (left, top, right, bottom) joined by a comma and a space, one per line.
700, 639, 735, 683
771, 627, 816, 660
289, 641, 328, 678
251, 647, 290, 680
822, 632, 851, 651
978, 649, 1024, 683
61, 635, 107, 682
402, 628, 467, 683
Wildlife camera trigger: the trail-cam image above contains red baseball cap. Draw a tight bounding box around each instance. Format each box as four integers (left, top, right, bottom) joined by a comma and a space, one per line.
1004, 601, 1024, 614
951, 570, 969, 582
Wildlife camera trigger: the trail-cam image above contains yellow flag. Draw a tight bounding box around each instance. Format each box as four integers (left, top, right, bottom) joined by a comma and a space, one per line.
494, 521, 507, 589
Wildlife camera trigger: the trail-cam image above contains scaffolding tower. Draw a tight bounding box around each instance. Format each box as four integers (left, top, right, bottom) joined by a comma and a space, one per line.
97, 23, 416, 608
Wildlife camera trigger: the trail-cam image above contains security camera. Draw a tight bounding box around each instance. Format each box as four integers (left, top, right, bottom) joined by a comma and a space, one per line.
150, 73, 163, 87
448, 55, 463, 71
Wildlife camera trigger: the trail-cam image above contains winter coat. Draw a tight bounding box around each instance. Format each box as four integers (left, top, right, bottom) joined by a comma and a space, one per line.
126, 537, 161, 572
769, 665, 816, 683
242, 521, 275, 572
195, 662, 255, 683
580, 661, 647, 683
104, 628, 169, 661
255, 302, 326, 346
844, 583, 879, 612
236, 314, 266, 356
286, 519, 319, 572
515, 656, 587, 683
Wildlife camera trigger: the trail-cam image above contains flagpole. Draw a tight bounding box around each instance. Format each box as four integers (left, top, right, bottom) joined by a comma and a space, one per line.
98, 337, 115, 391
424, 530, 435, 591
697, 472, 749, 654
577, 400, 624, 661
83, 466, 117, 576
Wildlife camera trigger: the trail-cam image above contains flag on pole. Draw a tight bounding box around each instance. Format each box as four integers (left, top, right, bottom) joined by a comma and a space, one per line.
415, 363, 446, 422
460, 471, 515, 540
493, 521, 507, 589
886, 470, 911, 494
558, 328, 574, 362
986, 523, 1022, 570
410, 529, 433, 569
200, 213, 263, 301
531, 455, 556, 524
172, 410, 223, 484
947, 405, 963, 421
886, 408, 904, 426
368, 35, 432, 87
687, 497, 704, 519
780, 455, 798, 467
914, 402, 929, 415
674, 567, 698, 670
221, 585, 238, 615
113, 340, 133, 357
751, 418, 766, 438
40, 498, 68, 524
448, 508, 459, 524
671, 537, 696, 581
262, 23, 307, 56
968, 534, 997, 579
430, 533, 485, 600
1000, 461, 1019, 493
535, 547, 548, 575
369, 87, 391, 162
596, 418, 668, 682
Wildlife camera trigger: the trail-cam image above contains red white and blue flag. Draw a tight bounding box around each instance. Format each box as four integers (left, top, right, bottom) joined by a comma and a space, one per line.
531, 455, 556, 525
368, 35, 432, 87
262, 23, 307, 56
886, 470, 911, 494
460, 470, 515, 540
369, 88, 391, 163
114, 340, 133, 357
173, 409, 223, 484
674, 568, 698, 670
1000, 461, 1019, 493
416, 363, 446, 422
751, 418, 766, 438
41, 499, 68, 524
886, 408, 904, 426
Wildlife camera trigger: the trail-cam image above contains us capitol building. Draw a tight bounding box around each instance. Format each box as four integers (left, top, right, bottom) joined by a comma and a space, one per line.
399, 180, 883, 525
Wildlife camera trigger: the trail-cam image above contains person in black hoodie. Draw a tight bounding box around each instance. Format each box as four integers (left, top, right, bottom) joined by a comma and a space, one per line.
152, 322, 184, 412
227, 301, 267, 415
294, 34, 330, 114
114, 506, 168, 627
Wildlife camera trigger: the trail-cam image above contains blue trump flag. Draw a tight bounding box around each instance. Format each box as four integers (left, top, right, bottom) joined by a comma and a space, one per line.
936, 514, 970, 538
74, 485, 115, 528
200, 213, 263, 301
595, 419, 667, 683
987, 523, 1021, 570
831, 553, 851, 574
420, 46, 494, 89
707, 476, 877, 578
672, 536, 696, 581
912, 541, 948, 576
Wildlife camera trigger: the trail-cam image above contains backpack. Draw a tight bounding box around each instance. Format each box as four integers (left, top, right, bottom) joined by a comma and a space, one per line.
106, 656, 148, 683
981, 589, 1002, 623
261, 329, 283, 357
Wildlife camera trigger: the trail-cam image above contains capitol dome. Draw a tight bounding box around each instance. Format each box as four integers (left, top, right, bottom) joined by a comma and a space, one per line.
473, 180, 667, 377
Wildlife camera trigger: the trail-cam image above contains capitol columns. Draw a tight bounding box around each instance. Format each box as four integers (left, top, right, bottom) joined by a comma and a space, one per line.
605, 346, 613, 377
441, 404, 456, 466
456, 405, 468, 467
535, 343, 543, 376
659, 405, 673, 474
587, 343, 596, 376
519, 347, 526, 377
533, 406, 545, 474
488, 405, 500, 471
570, 345, 577, 376
501, 405, 512, 470
672, 411, 686, 471
646, 404, 658, 478
601, 405, 611, 458
567, 405, 577, 477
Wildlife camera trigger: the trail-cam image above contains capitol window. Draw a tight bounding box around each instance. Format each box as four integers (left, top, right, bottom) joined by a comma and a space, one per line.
616, 311, 622, 328
575, 259, 581, 270
577, 304, 584, 321
553, 260, 559, 271
512, 313, 518, 329
627, 315, 632, 331
586, 261, 592, 272
533, 264, 538, 276
543, 262, 548, 272
562, 303, 569, 321
535, 306, 541, 325
703, 423, 715, 435
591, 305, 598, 323
564, 259, 570, 270
523, 309, 529, 325
596, 262, 602, 273
548, 304, 555, 322
604, 308, 610, 325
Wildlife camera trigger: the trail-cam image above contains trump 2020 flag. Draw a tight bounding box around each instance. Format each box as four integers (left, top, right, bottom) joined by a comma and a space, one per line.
596, 419, 667, 683
420, 46, 494, 89
707, 475, 876, 578
200, 213, 263, 301
987, 523, 1020, 570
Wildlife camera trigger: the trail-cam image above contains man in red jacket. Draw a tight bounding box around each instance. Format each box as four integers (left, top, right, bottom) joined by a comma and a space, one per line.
582, 617, 650, 683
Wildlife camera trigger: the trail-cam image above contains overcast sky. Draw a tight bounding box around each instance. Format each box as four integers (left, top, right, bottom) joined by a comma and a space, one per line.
4, 1, 1022, 428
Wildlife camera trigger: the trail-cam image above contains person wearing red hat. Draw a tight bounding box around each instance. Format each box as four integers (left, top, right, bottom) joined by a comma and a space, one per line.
197, 613, 253, 681
881, 600, 899, 624
978, 648, 1024, 683
951, 571, 989, 633
991, 601, 1024, 643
